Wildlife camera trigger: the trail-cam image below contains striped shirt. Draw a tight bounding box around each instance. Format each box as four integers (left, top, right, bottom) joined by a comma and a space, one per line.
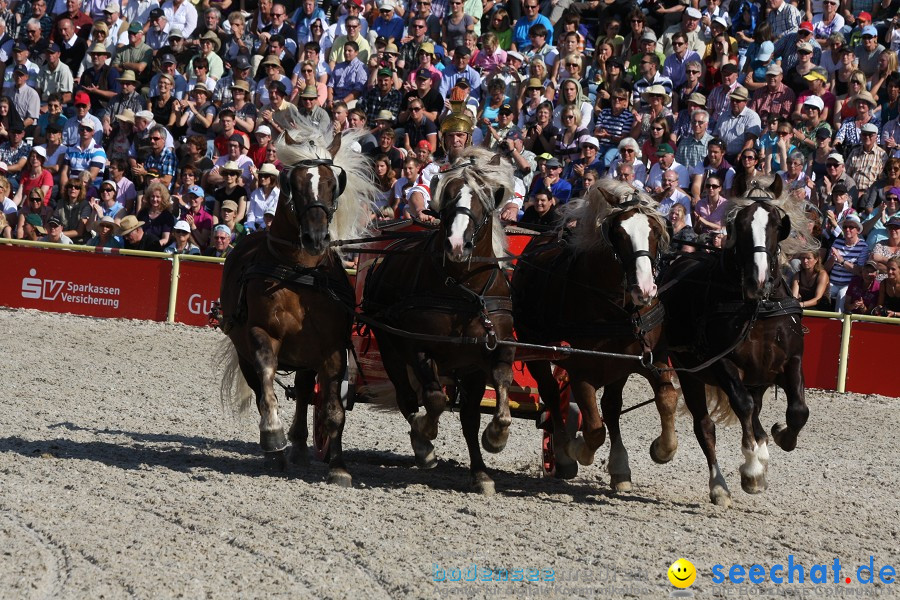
676, 132, 713, 169
63, 140, 107, 175
830, 237, 869, 286
595, 108, 635, 146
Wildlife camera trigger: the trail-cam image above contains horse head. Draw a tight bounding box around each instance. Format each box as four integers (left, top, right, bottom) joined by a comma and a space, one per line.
594, 184, 667, 306
436, 153, 507, 262
276, 133, 347, 255
727, 176, 791, 300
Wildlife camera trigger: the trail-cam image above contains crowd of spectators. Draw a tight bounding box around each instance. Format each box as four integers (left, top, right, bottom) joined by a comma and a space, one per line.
0, 0, 899, 313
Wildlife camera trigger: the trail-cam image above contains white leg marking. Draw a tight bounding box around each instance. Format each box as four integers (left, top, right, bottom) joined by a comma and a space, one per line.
740, 442, 766, 478
757, 440, 770, 465
709, 463, 728, 492
751, 206, 770, 287
620, 213, 657, 300
447, 186, 473, 257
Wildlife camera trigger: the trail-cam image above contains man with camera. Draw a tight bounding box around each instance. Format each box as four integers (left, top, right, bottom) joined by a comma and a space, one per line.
498, 130, 535, 222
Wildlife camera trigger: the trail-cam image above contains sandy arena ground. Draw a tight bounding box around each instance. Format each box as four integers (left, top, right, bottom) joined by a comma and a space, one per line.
0, 308, 897, 600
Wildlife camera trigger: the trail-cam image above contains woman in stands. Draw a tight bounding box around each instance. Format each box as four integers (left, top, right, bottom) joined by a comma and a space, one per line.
874, 258, 900, 317
137, 180, 176, 247
12, 147, 52, 206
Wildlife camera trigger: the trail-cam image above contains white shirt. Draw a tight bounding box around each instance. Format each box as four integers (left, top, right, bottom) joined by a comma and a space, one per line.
646, 160, 690, 189
658, 189, 693, 227
246, 186, 280, 230
162, 0, 198, 39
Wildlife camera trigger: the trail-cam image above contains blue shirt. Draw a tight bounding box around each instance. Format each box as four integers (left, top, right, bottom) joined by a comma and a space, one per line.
373, 15, 405, 42
64, 139, 107, 175
438, 65, 482, 101
329, 58, 368, 100
511, 14, 553, 51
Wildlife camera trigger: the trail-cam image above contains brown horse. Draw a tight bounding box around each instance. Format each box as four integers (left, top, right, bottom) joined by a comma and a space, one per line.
361, 147, 516, 494
658, 174, 812, 506
218, 121, 377, 486
511, 181, 679, 490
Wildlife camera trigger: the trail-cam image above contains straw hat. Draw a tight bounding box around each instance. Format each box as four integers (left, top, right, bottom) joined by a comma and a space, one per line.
230, 79, 251, 93
221, 160, 242, 174
641, 84, 671, 105
119, 70, 138, 84
260, 54, 284, 73
115, 109, 135, 124
118, 215, 145, 236
89, 42, 111, 56
853, 90, 877, 107
258, 163, 279, 177
191, 83, 212, 98
93, 215, 117, 234
199, 31, 221, 52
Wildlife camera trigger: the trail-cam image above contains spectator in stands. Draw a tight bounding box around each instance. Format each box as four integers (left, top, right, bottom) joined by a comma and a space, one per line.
164, 219, 202, 254
694, 174, 727, 234
520, 187, 561, 229
13, 147, 52, 206
607, 137, 647, 183
647, 144, 689, 190
845, 261, 882, 314
676, 108, 712, 169
511, 0, 552, 52
35, 43, 73, 109
137, 181, 176, 247
707, 64, 741, 130
40, 215, 73, 245
854, 26, 884, 79
20, 212, 46, 240
119, 215, 162, 251
873, 257, 900, 317
668, 202, 696, 248
0, 121, 31, 187
59, 117, 106, 195
107, 158, 137, 215
204, 224, 234, 257
827, 214, 869, 311
212, 162, 249, 223
792, 250, 831, 309
181, 186, 213, 249
816, 153, 859, 211
246, 163, 279, 231
835, 91, 880, 156
690, 138, 735, 204
714, 85, 761, 164
656, 169, 693, 226
217, 200, 248, 244
16, 190, 53, 238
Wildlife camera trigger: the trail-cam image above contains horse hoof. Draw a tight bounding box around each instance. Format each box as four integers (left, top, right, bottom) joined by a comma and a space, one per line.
481, 425, 509, 454
411, 434, 437, 469
263, 450, 287, 471
771, 423, 797, 451
710, 488, 733, 507
471, 473, 495, 495
289, 444, 310, 466
741, 473, 769, 495
610, 474, 633, 493
412, 414, 438, 441
553, 460, 578, 480
566, 435, 595, 466
649, 437, 677, 464
328, 469, 353, 488
260, 429, 288, 453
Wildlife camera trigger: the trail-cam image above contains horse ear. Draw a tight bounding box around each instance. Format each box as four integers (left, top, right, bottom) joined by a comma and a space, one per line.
489, 152, 503, 166
493, 186, 508, 208
328, 132, 342, 157
590, 183, 617, 207
779, 213, 791, 241
768, 174, 783, 198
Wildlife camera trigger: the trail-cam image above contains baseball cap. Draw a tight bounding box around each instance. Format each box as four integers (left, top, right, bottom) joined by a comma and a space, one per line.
803, 95, 825, 111
47, 216, 63, 228
173, 220, 192, 233
580, 135, 600, 148
416, 140, 431, 150
454, 44, 471, 57
827, 152, 844, 165
377, 67, 393, 77
766, 64, 783, 76
128, 22, 143, 34
656, 143, 675, 155
232, 55, 251, 71
79, 117, 95, 130
186, 185, 205, 198
757, 41, 775, 62
256, 125, 272, 136
415, 67, 432, 80
863, 25, 878, 37
861, 122, 879, 134
498, 103, 513, 115
229, 134, 246, 148
159, 53, 176, 65
799, 21, 814, 32
685, 7, 701, 18
12, 64, 27, 75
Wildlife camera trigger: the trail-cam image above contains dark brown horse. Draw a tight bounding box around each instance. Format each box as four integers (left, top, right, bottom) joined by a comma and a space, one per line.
218, 122, 377, 486
658, 174, 811, 506
511, 181, 678, 491
361, 147, 516, 494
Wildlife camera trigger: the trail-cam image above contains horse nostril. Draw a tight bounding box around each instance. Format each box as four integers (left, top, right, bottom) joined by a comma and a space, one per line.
464, 241, 473, 250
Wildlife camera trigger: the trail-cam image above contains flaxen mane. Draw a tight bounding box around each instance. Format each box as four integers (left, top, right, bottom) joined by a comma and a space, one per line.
563, 179, 671, 254
275, 118, 379, 245
724, 174, 820, 261
429, 146, 513, 259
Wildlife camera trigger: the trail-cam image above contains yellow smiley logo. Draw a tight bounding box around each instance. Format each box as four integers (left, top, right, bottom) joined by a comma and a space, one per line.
668, 558, 697, 588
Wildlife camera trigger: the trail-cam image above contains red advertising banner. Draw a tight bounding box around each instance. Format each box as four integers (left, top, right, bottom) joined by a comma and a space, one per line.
173, 260, 224, 326
802, 315, 842, 392
0, 246, 171, 321
845, 321, 900, 396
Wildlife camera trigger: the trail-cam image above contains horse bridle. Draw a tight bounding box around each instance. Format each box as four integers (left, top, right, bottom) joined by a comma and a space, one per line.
601, 196, 661, 289
431, 159, 493, 243
733, 198, 784, 300
281, 158, 347, 225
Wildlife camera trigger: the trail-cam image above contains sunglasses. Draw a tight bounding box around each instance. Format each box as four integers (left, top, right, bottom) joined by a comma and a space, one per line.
887, 197, 900, 202
66, 184, 82, 189
149, 136, 163, 141
706, 183, 721, 189
30, 196, 43, 201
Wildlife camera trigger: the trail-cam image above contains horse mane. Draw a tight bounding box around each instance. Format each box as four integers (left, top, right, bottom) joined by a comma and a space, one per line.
430, 146, 514, 258
724, 174, 820, 261
275, 118, 379, 246
562, 180, 671, 254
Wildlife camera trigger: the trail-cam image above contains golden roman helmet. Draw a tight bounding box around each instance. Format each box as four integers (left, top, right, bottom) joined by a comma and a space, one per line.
440, 88, 474, 149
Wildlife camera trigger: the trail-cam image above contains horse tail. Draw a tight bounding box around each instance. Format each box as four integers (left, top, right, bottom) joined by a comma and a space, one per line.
706, 385, 739, 426
217, 338, 254, 415
356, 381, 398, 411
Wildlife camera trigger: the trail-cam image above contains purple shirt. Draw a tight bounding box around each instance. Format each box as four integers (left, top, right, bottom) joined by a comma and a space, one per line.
329, 58, 368, 100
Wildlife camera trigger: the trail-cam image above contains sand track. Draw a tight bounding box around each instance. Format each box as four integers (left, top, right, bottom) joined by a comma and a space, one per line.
0, 308, 897, 599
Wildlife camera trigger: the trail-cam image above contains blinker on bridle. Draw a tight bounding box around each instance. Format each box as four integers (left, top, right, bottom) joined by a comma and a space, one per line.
282, 158, 347, 225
